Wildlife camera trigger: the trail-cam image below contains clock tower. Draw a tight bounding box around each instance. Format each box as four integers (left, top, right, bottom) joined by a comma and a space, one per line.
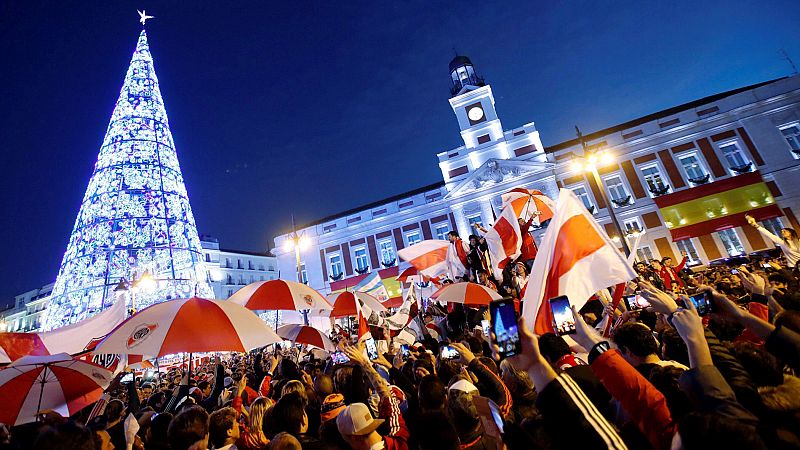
448, 56, 503, 149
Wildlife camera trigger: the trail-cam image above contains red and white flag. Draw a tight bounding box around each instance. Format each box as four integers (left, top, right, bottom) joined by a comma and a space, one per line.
397, 239, 468, 280
354, 296, 372, 342
483, 204, 523, 282
522, 189, 636, 334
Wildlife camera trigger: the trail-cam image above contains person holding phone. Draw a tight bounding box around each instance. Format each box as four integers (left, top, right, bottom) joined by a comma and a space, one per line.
498, 317, 627, 449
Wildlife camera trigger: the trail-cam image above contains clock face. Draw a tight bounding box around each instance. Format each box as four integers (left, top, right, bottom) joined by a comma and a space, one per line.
467, 106, 485, 121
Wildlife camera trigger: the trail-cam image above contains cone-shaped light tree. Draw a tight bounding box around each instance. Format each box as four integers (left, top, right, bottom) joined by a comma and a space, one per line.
43, 30, 213, 330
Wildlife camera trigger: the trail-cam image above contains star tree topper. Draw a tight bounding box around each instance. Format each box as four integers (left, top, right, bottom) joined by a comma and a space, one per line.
137, 10, 154, 26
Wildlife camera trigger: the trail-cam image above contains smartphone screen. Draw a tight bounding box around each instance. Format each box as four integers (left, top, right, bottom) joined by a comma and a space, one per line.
731, 269, 739, 274
549, 295, 576, 336
481, 319, 491, 336
440, 345, 460, 360
120, 373, 134, 384
687, 292, 713, 316
400, 344, 409, 359
331, 351, 350, 365
489, 299, 521, 357
365, 338, 379, 360
623, 293, 651, 311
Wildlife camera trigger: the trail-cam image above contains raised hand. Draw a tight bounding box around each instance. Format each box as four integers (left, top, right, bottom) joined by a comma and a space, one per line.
638, 280, 679, 315
449, 342, 475, 365
570, 306, 604, 352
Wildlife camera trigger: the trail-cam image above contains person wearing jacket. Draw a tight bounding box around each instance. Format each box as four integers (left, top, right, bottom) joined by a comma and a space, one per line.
569, 305, 676, 450
747, 215, 800, 268
506, 317, 628, 450
659, 253, 688, 291
342, 345, 410, 450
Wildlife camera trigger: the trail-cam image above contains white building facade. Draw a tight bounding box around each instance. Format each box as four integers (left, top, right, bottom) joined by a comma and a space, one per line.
0, 237, 279, 332
273, 56, 800, 294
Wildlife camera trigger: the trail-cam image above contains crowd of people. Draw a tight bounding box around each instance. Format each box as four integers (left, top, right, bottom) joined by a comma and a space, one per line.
3, 220, 800, 449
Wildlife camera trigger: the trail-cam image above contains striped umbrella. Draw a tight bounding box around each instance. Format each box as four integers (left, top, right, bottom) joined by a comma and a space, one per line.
93, 297, 282, 358
0, 353, 113, 426
229, 280, 332, 311
314, 291, 387, 318
430, 282, 503, 306
501, 188, 555, 222
277, 324, 336, 351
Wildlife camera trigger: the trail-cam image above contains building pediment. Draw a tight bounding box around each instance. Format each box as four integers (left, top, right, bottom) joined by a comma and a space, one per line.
444, 158, 555, 199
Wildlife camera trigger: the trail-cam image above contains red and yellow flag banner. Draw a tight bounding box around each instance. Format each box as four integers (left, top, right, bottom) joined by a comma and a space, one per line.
653, 171, 781, 240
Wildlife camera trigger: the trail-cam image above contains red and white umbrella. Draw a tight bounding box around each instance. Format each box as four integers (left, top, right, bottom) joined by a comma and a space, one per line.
93, 297, 282, 358
277, 324, 336, 351
313, 291, 387, 318
430, 282, 503, 306
229, 280, 332, 311
0, 353, 113, 426
501, 187, 555, 222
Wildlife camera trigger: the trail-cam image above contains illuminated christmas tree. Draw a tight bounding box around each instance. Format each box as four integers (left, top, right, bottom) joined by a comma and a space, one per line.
43, 29, 212, 330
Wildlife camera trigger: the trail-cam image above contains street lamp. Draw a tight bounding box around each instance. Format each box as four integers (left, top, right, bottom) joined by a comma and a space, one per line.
283, 215, 311, 324
571, 126, 631, 257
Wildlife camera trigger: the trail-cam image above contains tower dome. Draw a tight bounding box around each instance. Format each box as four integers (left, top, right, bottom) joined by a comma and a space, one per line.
449, 55, 485, 97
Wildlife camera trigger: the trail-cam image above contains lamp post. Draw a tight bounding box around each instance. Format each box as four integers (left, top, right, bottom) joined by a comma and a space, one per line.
282, 215, 311, 324
572, 127, 631, 257
115, 270, 158, 317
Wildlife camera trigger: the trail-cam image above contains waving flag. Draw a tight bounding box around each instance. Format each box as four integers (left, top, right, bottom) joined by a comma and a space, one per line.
502, 188, 556, 223
397, 239, 468, 280
0, 297, 126, 363
353, 271, 390, 302
483, 204, 523, 281
522, 189, 636, 334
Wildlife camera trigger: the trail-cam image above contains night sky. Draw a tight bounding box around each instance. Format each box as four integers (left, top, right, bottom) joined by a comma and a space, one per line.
1, 1, 798, 305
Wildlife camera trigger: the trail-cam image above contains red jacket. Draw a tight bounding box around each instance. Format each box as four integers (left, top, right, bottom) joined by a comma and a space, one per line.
659, 256, 687, 290
519, 220, 538, 261
591, 349, 676, 450
378, 394, 410, 450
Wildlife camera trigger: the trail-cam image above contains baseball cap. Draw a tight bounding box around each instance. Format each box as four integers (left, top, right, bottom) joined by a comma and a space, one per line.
320, 393, 346, 422
336, 403, 384, 436
449, 379, 479, 394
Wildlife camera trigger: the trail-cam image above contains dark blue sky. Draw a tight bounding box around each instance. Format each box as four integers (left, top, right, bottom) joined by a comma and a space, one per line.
1, 0, 798, 304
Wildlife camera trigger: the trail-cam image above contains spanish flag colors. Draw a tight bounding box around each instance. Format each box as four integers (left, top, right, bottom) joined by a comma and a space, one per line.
653, 171, 781, 240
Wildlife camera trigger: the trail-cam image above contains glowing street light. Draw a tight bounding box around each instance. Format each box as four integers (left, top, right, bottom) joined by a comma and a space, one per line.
572, 127, 631, 257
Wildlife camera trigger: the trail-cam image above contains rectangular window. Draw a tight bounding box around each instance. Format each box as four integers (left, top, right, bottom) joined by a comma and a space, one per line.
636, 245, 655, 263
717, 229, 745, 256
780, 123, 800, 155
675, 239, 701, 264
623, 217, 643, 234
719, 141, 750, 171
353, 247, 368, 271
762, 217, 783, 238
378, 240, 395, 263
571, 186, 595, 212
299, 263, 308, 284
405, 230, 421, 246
640, 165, 668, 195
678, 154, 709, 182
605, 175, 630, 206
434, 223, 450, 241
467, 214, 483, 228
329, 254, 343, 277
225, 257, 231, 268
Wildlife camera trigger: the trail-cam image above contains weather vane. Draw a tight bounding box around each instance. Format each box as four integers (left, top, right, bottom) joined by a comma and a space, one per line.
137, 9, 155, 26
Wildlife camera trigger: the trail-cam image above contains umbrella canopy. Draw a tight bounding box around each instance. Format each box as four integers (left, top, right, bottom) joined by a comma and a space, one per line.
0, 353, 113, 426
318, 291, 387, 318
277, 324, 335, 351
430, 282, 503, 306
501, 188, 555, 222
94, 297, 282, 358
229, 280, 332, 311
